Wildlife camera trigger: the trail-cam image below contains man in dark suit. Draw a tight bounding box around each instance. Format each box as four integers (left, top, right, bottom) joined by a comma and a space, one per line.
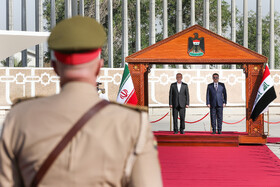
206, 73, 227, 134
169, 73, 190, 134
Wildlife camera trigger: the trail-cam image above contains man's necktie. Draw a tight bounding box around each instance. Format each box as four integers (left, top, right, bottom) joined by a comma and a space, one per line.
215, 84, 218, 91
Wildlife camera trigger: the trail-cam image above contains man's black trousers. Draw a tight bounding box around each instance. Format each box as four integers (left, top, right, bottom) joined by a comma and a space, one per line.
172, 106, 185, 132
210, 106, 223, 132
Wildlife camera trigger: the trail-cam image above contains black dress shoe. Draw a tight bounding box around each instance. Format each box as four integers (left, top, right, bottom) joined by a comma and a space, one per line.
180, 131, 185, 134
211, 131, 216, 134
174, 131, 178, 134
218, 131, 222, 134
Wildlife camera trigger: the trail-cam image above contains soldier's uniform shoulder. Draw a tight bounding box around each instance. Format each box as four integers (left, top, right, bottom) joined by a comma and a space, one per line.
12, 96, 44, 107
110, 101, 148, 113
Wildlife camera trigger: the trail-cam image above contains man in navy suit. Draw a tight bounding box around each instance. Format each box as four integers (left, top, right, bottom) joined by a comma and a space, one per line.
206, 73, 227, 134
169, 73, 190, 134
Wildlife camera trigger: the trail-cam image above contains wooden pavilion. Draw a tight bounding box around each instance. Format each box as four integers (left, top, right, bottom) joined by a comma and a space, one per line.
125, 25, 267, 146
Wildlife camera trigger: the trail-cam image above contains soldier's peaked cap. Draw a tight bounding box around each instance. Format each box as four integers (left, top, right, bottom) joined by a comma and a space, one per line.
48, 16, 106, 52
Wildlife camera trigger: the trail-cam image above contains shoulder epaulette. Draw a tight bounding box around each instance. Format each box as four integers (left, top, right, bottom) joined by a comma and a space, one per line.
110, 101, 148, 112
12, 96, 44, 107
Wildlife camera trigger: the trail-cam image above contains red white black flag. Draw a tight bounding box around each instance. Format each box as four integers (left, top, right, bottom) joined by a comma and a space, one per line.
250, 65, 277, 121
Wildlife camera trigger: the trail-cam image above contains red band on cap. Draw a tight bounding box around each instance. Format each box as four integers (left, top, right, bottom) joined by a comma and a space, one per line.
54, 48, 101, 65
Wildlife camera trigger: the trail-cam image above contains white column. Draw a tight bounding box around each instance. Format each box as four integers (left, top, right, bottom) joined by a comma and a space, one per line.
6, 0, 14, 67
163, 0, 168, 69
6, 0, 13, 31
136, 0, 141, 52
149, 0, 155, 46
256, 0, 262, 54
51, 0, 56, 28
79, 0, 84, 16
21, 0, 27, 67
231, 0, 236, 69
204, 0, 209, 29
65, 0, 72, 19
217, 0, 222, 69
35, 0, 43, 67
95, 0, 100, 22
72, 0, 78, 16
191, 0, 195, 26
217, 0, 222, 35
269, 0, 275, 69
122, 0, 128, 67
204, 0, 210, 69
191, 0, 197, 69
176, 0, 182, 32
149, 0, 156, 68
243, 0, 248, 48
176, 0, 183, 69
108, 0, 113, 68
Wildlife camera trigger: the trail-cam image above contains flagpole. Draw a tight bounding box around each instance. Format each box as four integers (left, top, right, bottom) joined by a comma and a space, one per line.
170, 108, 172, 131
267, 109, 270, 136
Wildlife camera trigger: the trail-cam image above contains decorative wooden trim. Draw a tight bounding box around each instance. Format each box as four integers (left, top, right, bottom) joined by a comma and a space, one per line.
126, 25, 267, 64
126, 58, 266, 63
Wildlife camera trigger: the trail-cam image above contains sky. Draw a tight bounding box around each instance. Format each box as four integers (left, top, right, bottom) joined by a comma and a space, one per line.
0, 0, 280, 31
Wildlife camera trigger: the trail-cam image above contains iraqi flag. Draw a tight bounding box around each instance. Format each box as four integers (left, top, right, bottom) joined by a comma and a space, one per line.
250, 65, 277, 121
116, 63, 138, 105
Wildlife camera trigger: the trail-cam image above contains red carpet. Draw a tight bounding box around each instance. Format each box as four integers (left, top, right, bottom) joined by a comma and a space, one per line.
158, 145, 280, 187
267, 137, 280, 143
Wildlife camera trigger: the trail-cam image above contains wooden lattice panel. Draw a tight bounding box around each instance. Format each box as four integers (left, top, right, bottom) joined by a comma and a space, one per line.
129, 63, 149, 106
245, 64, 264, 136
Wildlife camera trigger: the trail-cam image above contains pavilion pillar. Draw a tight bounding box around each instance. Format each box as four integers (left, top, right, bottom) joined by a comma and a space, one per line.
244, 64, 264, 136
128, 63, 149, 106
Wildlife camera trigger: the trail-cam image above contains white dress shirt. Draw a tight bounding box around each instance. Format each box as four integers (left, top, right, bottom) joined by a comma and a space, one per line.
177, 82, 182, 92
214, 82, 218, 91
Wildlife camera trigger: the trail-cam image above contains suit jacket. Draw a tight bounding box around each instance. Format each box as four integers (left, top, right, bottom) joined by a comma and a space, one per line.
0, 82, 162, 187
206, 82, 227, 107
169, 82, 190, 108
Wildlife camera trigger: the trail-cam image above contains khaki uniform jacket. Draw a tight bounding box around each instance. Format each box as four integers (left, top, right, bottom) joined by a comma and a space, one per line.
0, 82, 162, 187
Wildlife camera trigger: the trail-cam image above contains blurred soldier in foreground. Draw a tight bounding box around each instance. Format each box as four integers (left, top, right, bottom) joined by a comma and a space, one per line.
0, 16, 162, 187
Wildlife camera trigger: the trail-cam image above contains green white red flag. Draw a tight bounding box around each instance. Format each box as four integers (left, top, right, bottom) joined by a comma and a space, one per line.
250, 65, 277, 121
116, 63, 138, 105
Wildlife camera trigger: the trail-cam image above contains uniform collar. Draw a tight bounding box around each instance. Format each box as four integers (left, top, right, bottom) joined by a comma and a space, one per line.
61, 81, 99, 98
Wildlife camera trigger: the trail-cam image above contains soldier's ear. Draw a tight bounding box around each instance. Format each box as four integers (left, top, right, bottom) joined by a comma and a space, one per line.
95, 59, 104, 76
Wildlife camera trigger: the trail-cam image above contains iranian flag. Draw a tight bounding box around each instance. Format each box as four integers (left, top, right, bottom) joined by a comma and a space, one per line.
116, 63, 138, 105
250, 65, 277, 121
